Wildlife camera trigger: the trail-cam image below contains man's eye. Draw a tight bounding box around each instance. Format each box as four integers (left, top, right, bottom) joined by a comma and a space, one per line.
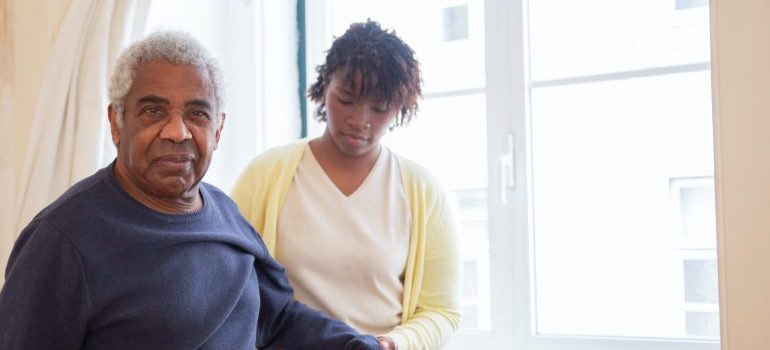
190, 110, 211, 120
143, 107, 163, 116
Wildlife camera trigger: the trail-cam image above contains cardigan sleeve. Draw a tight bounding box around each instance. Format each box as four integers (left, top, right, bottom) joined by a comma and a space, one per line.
230, 140, 308, 255
383, 165, 463, 350
230, 157, 265, 231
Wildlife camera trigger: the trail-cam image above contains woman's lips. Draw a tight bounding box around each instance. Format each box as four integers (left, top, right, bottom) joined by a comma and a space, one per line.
342, 133, 369, 146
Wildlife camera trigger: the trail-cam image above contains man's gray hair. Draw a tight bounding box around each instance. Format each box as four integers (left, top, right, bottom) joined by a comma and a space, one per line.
109, 31, 225, 127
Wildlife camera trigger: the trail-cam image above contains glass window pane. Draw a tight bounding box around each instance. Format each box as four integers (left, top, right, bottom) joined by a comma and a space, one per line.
528, 0, 711, 81
685, 311, 720, 338
530, 71, 716, 339
327, 0, 486, 93
385, 94, 487, 190
683, 259, 718, 304
679, 183, 717, 249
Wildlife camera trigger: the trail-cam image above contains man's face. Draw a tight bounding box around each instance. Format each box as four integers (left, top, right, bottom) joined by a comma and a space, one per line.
109, 60, 224, 203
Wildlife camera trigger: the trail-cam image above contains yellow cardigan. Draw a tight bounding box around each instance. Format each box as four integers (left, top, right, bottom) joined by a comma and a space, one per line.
230, 140, 462, 350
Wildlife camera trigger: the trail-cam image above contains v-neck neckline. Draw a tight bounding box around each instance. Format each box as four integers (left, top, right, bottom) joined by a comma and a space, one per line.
304, 144, 386, 199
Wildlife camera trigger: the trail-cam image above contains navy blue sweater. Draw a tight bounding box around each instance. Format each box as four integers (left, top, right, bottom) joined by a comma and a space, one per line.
0, 164, 380, 350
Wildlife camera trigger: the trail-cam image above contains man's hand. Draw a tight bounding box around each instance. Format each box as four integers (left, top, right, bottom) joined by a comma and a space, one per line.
377, 336, 397, 350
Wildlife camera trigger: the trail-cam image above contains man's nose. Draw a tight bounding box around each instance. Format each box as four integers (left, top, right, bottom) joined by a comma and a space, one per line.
160, 113, 192, 143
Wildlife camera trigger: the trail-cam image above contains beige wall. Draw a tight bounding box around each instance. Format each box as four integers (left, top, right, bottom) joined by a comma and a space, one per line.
711, 0, 770, 349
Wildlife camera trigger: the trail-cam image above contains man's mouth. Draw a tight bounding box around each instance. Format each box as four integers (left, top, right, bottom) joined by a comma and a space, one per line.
155, 154, 194, 170
157, 154, 194, 162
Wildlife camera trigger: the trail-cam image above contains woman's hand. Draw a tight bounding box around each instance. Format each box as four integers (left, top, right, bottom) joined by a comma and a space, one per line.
377, 336, 397, 350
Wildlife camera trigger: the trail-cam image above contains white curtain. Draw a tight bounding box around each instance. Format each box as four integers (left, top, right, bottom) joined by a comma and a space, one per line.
12, 0, 151, 241
1, 0, 15, 283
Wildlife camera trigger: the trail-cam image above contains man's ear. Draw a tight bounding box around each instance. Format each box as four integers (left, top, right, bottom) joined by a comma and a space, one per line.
107, 104, 120, 146
214, 112, 226, 150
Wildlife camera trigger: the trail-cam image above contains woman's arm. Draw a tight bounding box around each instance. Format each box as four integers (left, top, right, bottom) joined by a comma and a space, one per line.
384, 180, 463, 349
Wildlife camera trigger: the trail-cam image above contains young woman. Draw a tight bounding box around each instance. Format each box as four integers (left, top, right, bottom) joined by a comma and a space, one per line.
231, 20, 461, 350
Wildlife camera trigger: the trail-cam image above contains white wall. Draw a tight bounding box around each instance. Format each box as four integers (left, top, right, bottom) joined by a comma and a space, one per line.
710, 0, 770, 349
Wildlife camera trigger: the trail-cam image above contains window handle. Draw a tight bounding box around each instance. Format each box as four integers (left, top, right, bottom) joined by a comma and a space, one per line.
498, 133, 515, 204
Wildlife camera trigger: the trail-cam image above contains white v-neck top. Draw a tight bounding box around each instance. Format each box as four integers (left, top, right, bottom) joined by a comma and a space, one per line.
276, 145, 410, 335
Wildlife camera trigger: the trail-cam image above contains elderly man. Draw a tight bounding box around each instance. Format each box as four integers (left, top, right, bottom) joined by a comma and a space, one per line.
0, 31, 381, 350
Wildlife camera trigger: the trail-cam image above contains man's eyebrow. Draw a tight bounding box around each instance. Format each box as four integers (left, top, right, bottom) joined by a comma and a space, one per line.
137, 95, 169, 105
186, 99, 212, 110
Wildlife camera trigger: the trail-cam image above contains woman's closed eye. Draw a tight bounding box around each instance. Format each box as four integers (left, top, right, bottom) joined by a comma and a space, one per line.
371, 103, 389, 113
336, 97, 354, 105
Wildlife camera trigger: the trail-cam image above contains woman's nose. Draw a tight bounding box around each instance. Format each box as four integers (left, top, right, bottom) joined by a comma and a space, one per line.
347, 108, 372, 130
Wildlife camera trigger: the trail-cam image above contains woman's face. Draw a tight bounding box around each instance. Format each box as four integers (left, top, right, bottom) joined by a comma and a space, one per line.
321, 70, 398, 158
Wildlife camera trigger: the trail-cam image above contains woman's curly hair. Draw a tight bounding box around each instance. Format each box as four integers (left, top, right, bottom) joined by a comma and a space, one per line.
307, 20, 422, 127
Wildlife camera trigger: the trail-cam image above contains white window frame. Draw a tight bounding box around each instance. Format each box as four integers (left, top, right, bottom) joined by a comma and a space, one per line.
483, 1, 719, 349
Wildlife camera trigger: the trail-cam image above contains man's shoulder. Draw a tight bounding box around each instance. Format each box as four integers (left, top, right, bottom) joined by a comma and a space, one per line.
36, 168, 112, 222
200, 181, 233, 206
199, 182, 266, 247
201, 182, 251, 221
18, 167, 115, 249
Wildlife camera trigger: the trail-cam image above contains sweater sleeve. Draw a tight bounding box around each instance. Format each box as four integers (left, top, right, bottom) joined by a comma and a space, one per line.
0, 221, 91, 350
253, 242, 381, 350
384, 170, 463, 350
